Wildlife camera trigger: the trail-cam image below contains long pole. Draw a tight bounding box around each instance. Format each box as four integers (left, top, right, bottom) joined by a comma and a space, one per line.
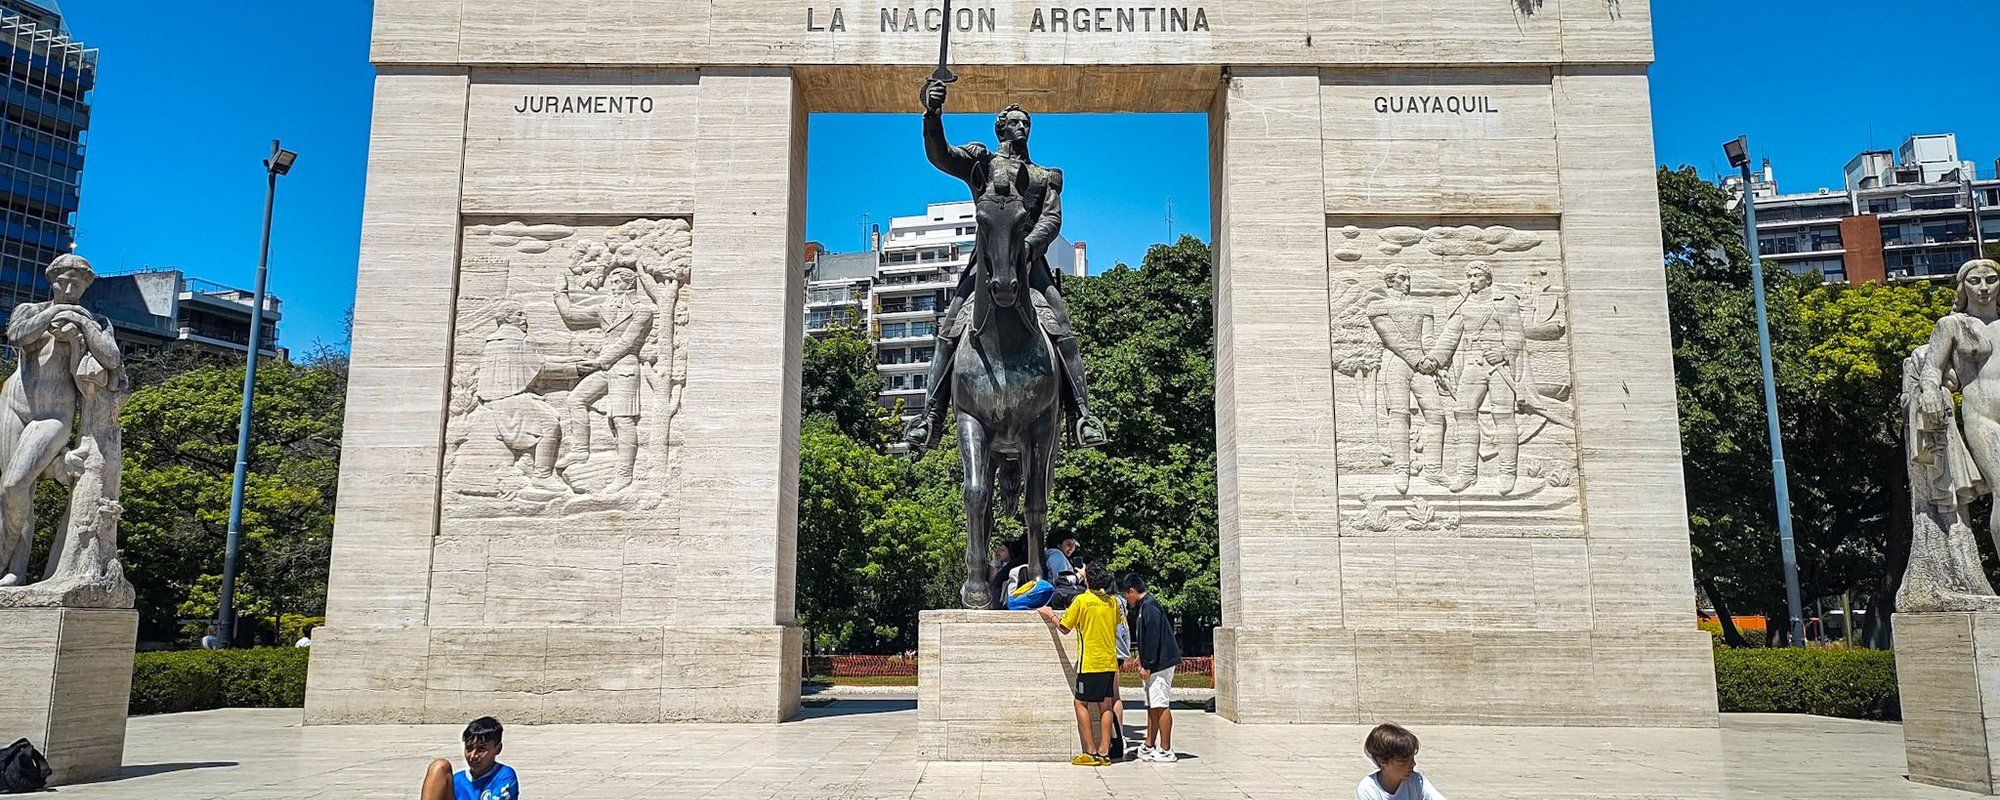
217, 140, 284, 645
1739, 158, 1807, 647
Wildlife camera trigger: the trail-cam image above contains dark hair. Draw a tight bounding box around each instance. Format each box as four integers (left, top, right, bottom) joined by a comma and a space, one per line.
1121, 574, 1149, 594
463, 716, 504, 747
1084, 563, 1114, 591
1364, 723, 1418, 763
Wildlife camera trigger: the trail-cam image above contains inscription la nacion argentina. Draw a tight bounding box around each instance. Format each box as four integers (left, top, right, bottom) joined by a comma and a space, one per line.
806, 5, 1211, 33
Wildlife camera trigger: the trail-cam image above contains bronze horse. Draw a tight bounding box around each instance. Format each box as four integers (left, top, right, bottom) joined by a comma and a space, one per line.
954, 161, 1063, 609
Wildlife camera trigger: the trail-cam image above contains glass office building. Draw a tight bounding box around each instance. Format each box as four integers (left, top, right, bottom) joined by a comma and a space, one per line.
0, 0, 91, 318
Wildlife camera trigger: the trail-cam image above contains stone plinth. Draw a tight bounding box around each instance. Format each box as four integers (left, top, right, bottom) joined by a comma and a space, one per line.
305, 623, 802, 724
0, 607, 136, 784
1894, 612, 2000, 793
917, 610, 1084, 761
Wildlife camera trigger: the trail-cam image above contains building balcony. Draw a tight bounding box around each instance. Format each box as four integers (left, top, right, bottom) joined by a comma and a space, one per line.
1764, 247, 1845, 260
874, 307, 938, 320
878, 333, 934, 345
1883, 236, 1974, 249
876, 360, 932, 372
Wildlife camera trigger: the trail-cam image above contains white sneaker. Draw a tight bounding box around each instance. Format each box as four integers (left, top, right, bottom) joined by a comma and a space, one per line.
1136, 746, 1159, 762
1155, 749, 1178, 763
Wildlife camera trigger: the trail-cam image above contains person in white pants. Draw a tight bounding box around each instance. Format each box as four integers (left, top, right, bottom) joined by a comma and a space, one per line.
1121, 574, 1182, 762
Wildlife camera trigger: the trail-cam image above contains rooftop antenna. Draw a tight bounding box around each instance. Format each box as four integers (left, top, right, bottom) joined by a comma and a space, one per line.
1165, 197, 1175, 242
858, 212, 872, 251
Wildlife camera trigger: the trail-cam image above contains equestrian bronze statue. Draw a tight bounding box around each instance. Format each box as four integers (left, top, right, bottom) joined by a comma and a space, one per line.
909, 77, 1107, 608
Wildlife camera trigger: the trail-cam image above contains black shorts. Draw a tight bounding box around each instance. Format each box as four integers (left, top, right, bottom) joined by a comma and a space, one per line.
1075, 671, 1117, 703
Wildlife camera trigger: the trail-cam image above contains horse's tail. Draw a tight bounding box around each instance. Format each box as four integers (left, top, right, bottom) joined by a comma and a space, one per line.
998, 454, 1024, 517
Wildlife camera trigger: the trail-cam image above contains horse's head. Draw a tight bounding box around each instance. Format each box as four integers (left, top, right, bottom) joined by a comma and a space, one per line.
974, 159, 1035, 309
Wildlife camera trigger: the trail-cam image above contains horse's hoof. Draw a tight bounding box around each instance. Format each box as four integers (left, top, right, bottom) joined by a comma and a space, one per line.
961, 580, 992, 609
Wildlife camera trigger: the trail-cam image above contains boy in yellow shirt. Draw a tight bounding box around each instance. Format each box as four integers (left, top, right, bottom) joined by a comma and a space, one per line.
1039, 563, 1121, 766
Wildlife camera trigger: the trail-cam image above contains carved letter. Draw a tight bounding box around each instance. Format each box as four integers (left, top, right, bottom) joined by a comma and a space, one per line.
1169, 7, 1187, 30
882, 7, 897, 30
808, 7, 825, 30
1031, 7, 1046, 30
977, 6, 994, 30
1193, 7, 1208, 30
1050, 7, 1067, 30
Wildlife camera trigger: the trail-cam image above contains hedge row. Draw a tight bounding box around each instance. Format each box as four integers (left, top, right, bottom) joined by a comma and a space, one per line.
129, 647, 310, 715
1713, 647, 1900, 721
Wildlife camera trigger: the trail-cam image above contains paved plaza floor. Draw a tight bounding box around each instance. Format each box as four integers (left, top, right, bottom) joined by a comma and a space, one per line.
44, 704, 1980, 799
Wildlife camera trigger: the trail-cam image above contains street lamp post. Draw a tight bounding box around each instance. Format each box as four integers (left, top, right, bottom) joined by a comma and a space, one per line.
216, 140, 296, 645
1724, 135, 1806, 648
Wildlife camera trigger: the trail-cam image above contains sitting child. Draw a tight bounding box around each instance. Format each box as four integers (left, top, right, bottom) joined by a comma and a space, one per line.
1356, 723, 1446, 800
420, 716, 519, 800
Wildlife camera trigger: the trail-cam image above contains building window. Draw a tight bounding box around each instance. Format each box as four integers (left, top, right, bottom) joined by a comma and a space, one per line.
1867, 199, 1900, 214
912, 346, 935, 363
909, 320, 935, 338
881, 322, 906, 339
1911, 195, 1960, 211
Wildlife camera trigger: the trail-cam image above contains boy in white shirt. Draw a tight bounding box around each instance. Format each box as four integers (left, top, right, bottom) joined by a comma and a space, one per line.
1356, 723, 1447, 800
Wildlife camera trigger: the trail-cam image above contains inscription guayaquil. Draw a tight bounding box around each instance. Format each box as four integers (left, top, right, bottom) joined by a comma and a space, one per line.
806, 5, 1211, 33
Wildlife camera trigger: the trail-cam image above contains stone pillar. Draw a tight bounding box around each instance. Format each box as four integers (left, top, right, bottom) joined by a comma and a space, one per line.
1210, 68, 1350, 724
917, 611, 1081, 761
1895, 612, 2000, 793
0, 607, 136, 784
305, 69, 470, 724
1211, 65, 1714, 726
308, 68, 804, 725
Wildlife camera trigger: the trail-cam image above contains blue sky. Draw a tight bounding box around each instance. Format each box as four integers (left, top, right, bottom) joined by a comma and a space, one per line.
59, 0, 1999, 350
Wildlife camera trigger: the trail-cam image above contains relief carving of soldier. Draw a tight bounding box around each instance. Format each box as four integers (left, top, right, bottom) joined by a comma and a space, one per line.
556, 264, 654, 494
901, 78, 1107, 451
1428, 262, 1533, 495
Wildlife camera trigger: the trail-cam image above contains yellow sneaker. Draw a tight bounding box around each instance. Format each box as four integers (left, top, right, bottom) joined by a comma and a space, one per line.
1070, 754, 1097, 766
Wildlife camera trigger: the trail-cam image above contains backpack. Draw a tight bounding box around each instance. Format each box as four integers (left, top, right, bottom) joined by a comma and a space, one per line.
0, 738, 50, 793
1047, 570, 1085, 611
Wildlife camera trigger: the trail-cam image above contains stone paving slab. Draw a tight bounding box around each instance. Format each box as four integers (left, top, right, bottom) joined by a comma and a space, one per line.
40, 707, 1979, 799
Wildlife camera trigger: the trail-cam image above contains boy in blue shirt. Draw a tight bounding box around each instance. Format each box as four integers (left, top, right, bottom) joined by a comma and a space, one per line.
420, 717, 519, 800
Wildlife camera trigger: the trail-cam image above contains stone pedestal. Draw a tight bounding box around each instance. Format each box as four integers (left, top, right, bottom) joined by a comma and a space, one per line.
917, 610, 1086, 761
305, 623, 802, 724
0, 607, 136, 784
1895, 612, 2000, 793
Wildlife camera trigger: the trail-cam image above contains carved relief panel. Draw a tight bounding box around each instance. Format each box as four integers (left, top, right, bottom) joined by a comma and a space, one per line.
441, 218, 692, 519
430, 218, 693, 627
1326, 218, 1581, 538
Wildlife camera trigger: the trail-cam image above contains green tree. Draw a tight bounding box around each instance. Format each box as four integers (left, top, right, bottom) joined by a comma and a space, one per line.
1050, 234, 1220, 645
118, 353, 345, 642
1661, 164, 1957, 647
795, 418, 957, 652
800, 324, 895, 448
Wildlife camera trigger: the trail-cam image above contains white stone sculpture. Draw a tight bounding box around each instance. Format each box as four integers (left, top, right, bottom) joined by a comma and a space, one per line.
443, 218, 690, 517
0, 254, 133, 608
1897, 258, 2000, 613
1328, 223, 1581, 537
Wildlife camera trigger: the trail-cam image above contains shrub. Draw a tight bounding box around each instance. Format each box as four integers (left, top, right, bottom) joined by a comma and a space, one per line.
1713, 647, 1899, 720
130, 647, 309, 715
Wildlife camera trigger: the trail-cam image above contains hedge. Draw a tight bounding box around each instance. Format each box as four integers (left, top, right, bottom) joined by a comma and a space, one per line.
130, 647, 309, 715
1713, 647, 1900, 721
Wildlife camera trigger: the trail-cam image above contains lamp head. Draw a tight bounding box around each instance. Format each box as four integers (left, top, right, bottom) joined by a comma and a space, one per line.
266, 141, 298, 176
1723, 136, 1751, 170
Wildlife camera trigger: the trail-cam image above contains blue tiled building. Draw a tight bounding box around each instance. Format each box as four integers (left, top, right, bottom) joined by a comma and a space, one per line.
0, 0, 91, 318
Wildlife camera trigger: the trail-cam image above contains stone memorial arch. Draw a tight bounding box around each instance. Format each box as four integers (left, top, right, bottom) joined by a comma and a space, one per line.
308, 0, 1717, 726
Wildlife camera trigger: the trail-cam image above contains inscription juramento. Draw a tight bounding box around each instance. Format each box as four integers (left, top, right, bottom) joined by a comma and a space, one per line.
514, 95, 657, 114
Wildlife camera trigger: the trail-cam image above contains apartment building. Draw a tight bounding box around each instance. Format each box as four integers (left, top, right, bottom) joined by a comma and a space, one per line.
1731, 134, 1999, 283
